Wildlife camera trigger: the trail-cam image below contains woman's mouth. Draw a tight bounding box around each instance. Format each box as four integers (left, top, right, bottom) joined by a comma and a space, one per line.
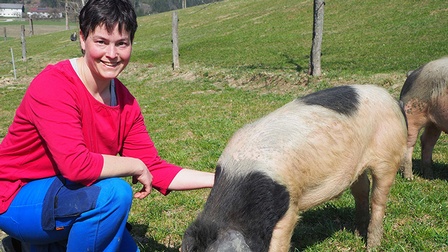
102, 61, 119, 67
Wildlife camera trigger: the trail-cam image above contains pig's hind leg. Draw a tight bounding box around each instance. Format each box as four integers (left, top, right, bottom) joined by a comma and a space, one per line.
420, 123, 441, 179
350, 171, 370, 240
366, 164, 397, 250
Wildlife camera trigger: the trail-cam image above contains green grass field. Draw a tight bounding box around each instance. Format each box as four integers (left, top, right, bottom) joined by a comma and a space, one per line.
1, 0, 447, 251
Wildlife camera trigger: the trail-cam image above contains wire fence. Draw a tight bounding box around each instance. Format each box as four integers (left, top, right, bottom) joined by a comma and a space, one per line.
0, 23, 78, 81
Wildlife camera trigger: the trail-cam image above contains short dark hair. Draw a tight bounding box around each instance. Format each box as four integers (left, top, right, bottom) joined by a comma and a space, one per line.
79, 0, 138, 42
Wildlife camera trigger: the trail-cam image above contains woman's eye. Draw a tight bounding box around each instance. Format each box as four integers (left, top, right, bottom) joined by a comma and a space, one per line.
118, 41, 129, 47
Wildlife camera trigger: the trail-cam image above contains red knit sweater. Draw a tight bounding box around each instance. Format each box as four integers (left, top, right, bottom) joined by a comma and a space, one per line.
0, 60, 182, 213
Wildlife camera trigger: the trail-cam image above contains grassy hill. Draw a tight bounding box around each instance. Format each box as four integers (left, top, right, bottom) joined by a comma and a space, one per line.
2, 0, 447, 81
131, 0, 448, 74
0, 0, 447, 251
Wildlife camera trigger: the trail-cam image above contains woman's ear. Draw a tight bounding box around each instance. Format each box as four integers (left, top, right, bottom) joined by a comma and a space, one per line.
79, 30, 86, 55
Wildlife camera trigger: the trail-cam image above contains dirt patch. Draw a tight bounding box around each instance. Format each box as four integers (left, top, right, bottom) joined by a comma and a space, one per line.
0, 75, 32, 89
0, 23, 72, 39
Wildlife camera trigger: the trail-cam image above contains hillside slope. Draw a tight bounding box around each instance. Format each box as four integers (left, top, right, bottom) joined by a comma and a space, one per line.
1, 0, 447, 85
132, 0, 447, 75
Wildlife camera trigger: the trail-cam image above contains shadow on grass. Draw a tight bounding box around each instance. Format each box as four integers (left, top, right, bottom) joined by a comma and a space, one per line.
411, 159, 448, 181
129, 223, 180, 252
236, 53, 304, 72
141, 238, 179, 252
281, 53, 305, 72
432, 162, 448, 180
290, 204, 358, 250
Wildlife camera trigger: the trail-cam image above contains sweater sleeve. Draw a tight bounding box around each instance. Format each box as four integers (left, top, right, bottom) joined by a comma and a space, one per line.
121, 107, 182, 195
24, 65, 103, 185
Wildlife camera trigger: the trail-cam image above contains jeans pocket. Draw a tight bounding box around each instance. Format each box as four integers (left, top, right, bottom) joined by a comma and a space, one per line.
42, 177, 101, 231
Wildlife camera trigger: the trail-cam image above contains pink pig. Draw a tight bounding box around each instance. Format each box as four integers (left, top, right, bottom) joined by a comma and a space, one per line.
400, 57, 448, 180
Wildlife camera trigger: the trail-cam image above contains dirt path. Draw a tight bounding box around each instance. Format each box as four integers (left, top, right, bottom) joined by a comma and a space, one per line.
0, 23, 74, 39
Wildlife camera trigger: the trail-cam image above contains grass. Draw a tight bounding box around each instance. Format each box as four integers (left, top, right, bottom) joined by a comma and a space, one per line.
1, 0, 448, 251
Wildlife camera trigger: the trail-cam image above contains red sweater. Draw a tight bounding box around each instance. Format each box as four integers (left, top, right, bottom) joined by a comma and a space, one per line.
0, 60, 182, 213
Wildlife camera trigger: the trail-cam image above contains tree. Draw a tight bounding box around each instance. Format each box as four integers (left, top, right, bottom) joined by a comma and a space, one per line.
309, 0, 325, 76
64, 0, 83, 28
40, 0, 61, 8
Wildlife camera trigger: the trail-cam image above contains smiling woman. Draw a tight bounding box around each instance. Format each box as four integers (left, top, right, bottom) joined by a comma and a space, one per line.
76, 23, 133, 105
0, 0, 214, 251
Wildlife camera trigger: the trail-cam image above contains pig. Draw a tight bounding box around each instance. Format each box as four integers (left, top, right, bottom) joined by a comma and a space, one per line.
400, 57, 448, 180
182, 84, 407, 252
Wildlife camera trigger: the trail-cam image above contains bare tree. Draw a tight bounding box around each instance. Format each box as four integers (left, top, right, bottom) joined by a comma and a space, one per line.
64, 0, 84, 30
309, 0, 325, 76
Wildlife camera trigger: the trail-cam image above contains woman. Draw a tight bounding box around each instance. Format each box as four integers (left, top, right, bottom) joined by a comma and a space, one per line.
0, 0, 214, 251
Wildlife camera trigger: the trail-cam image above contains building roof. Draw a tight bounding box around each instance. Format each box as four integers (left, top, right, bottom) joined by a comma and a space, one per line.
0, 3, 24, 9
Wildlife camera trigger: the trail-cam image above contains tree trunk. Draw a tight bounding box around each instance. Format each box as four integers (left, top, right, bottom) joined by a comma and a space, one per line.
309, 0, 325, 76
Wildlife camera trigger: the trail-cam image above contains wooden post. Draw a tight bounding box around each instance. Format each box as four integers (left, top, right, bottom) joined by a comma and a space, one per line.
10, 48, 17, 79
21, 25, 26, 62
29, 18, 34, 36
172, 11, 180, 70
309, 0, 325, 76
182, 0, 186, 9
65, 0, 70, 30
3, 27, 6, 41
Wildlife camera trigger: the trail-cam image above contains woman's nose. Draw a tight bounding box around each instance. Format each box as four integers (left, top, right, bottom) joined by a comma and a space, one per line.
106, 45, 117, 57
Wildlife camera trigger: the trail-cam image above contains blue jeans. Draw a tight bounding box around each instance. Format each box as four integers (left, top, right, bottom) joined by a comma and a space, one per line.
0, 177, 140, 252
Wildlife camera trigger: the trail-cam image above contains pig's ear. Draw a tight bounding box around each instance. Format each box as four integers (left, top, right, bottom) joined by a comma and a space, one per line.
181, 218, 219, 252
207, 230, 251, 252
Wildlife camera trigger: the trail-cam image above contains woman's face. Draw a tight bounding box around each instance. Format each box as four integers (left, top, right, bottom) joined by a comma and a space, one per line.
80, 23, 132, 83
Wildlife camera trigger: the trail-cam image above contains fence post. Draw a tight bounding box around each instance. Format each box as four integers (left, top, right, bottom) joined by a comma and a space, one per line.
3, 27, 6, 41
65, 0, 70, 30
11, 48, 17, 79
29, 18, 34, 36
172, 11, 180, 70
21, 25, 26, 62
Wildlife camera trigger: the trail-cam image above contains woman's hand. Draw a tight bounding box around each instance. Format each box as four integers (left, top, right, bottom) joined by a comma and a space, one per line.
101, 155, 153, 199
132, 167, 153, 199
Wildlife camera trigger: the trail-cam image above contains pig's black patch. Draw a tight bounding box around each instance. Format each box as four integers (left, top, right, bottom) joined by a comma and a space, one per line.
399, 66, 423, 99
300, 85, 360, 116
182, 166, 290, 252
